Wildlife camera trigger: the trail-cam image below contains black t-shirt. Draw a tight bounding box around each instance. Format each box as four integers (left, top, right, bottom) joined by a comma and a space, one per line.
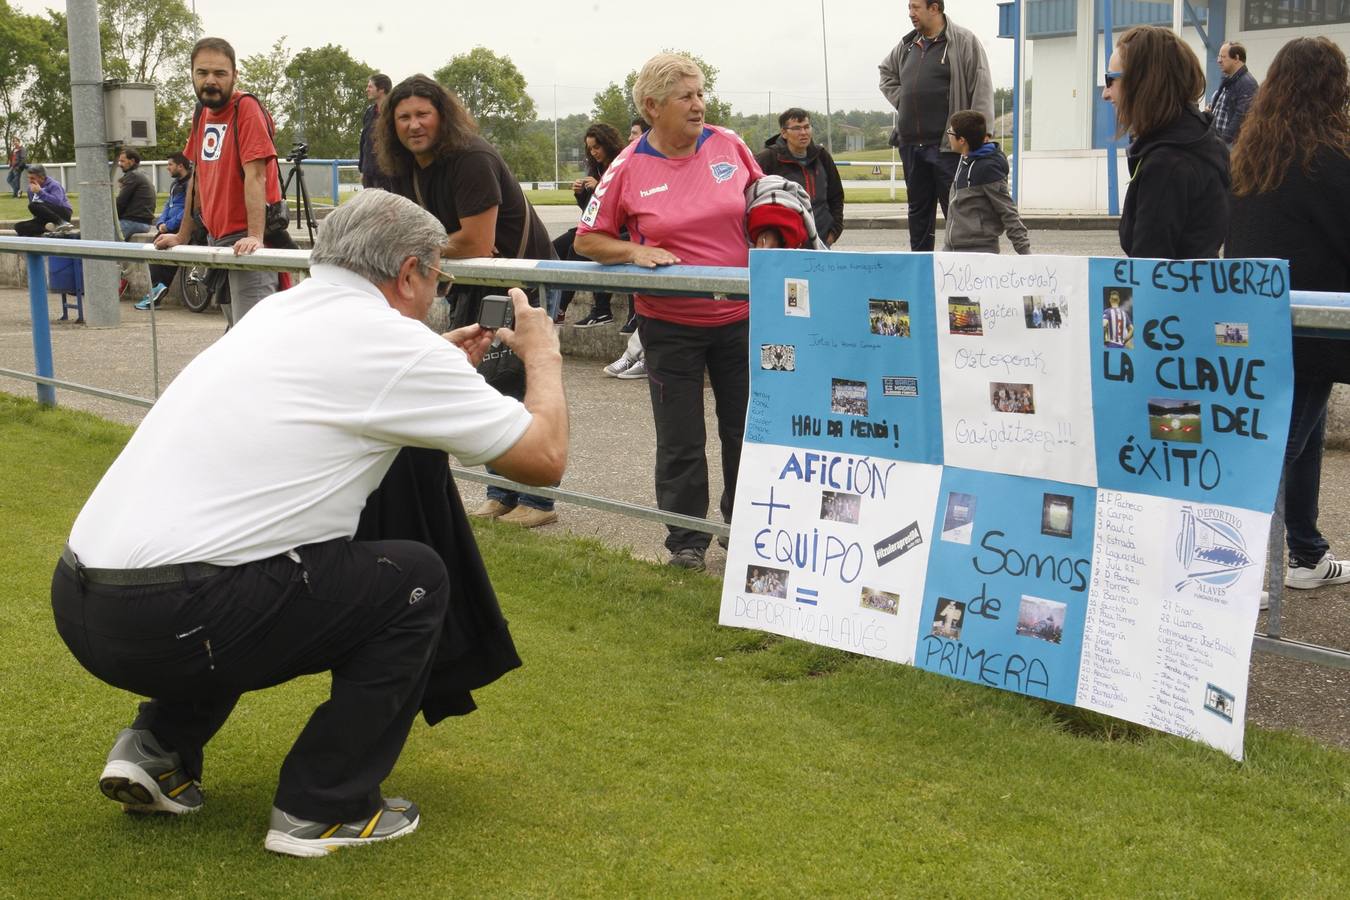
402, 135, 553, 261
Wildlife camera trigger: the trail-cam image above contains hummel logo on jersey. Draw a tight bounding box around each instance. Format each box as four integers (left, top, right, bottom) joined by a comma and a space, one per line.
201, 123, 228, 162
639, 183, 669, 198
710, 162, 737, 183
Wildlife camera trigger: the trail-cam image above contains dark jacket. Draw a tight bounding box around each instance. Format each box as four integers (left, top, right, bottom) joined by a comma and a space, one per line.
1120, 107, 1230, 259
944, 142, 1029, 254
116, 166, 157, 223
1226, 146, 1350, 382
755, 136, 845, 242
1209, 66, 1258, 145
358, 103, 387, 188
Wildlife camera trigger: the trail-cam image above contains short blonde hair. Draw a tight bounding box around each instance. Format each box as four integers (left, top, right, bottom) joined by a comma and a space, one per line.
632, 53, 704, 117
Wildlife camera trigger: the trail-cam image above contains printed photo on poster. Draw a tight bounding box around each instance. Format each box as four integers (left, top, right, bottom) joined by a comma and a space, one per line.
1023, 295, 1066, 329
941, 492, 977, 544
784, 278, 811, 317
820, 490, 862, 524
1215, 322, 1249, 347
990, 382, 1036, 414
1102, 287, 1134, 349
932, 598, 966, 639
745, 565, 789, 599
882, 376, 919, 397
761, 343, 796, 371
948, 296, 983, 336
1205, 683, 1235, 722
831, 378, 869, 416
860, 586, 900, 616
1041, 493, 1075, 538
869, 299, 911, 337
1016, 595, 1066, 644
1148, 398, 1203, 443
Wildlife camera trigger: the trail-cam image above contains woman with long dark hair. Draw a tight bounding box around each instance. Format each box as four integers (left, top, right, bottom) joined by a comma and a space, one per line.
1102, 25, 1229, 258
553, 122, 625, 326
1226, 36, 1350, 590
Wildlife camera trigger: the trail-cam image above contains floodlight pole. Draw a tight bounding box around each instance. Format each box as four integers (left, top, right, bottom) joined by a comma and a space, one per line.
820, 0, 833, 153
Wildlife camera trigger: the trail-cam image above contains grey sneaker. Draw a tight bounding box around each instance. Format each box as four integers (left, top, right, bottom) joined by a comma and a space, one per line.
615, 358, 647, 380
264, 797, 421, 858
668, 547, 706, 572
98, 728, 203, 815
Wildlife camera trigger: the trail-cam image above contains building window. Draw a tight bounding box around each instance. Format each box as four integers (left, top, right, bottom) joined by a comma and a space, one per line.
1244, 0, 1350, 30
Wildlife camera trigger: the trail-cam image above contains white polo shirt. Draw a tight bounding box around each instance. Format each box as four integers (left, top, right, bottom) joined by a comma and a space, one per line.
68, 264, 532, 568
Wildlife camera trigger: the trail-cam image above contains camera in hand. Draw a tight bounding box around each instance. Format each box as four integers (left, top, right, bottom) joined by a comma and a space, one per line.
477, 294, 513, 330
286, 142, 309, 162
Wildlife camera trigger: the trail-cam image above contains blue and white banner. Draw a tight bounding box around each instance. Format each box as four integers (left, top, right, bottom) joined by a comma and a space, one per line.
721, 251, 1292, 759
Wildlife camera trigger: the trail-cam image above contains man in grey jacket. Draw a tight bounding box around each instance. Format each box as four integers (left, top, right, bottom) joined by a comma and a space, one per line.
879, 0, 994, 251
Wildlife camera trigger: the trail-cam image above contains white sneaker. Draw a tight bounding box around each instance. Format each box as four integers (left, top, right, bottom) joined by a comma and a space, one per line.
616, 358, 647, 380
1285, 552, 1350, 590
603, 356, 635, 377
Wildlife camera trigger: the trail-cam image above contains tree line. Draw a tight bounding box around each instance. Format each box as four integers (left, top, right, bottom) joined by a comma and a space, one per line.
2, 2, 1005, 182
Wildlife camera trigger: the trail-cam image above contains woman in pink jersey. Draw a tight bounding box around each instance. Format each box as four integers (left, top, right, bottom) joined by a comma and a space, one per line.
576, 53, 779, 572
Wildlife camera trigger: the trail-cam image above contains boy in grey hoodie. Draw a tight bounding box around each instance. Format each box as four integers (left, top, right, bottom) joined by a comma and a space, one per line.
943, 110, 1030, 254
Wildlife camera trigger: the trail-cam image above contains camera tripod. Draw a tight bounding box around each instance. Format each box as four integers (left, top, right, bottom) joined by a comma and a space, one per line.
281, 142, 318, 243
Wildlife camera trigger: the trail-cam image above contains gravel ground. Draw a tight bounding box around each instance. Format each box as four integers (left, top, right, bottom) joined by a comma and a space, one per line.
3, 225, 1346, 751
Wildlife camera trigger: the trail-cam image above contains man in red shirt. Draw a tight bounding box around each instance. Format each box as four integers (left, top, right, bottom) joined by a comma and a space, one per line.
154, 37, 284, 325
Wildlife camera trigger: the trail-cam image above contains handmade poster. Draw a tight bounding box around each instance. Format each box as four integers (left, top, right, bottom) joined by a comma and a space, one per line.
721, 251, 1292, 760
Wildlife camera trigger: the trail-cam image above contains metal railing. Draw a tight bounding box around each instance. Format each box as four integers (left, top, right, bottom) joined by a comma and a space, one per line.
3, 235, 1348, 670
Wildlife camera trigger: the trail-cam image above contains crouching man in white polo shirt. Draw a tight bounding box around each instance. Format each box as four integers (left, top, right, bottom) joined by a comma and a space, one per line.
50, 189, 567, 857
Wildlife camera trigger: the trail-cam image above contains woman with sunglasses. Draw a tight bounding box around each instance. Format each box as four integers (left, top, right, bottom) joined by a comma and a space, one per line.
1226, 37, 1350, 591
1102, 25, 1229, 258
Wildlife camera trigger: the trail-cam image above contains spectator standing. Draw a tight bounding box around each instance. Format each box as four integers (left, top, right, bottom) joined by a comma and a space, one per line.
755, 108, 844, 246
138, 153, 195, 310
942, 110, 1029, 254
7, 137, 26, 198
574, 53, 780, 572
115, 148, 157, 239
1226, 36, 1350, 590
359, 73, 392, 189
14, 163, 73, 236
1102, 25, 1229, 259
553, 123, 625, 326
376, 74, 560, 529
52, 189, 567, 858
154, 37, 286, 327
602, 119, 651, 380
1209, 42, 1258, 147
879, 0, 993, 251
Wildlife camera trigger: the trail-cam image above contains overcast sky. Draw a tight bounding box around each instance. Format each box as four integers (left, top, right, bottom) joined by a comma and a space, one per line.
20, 1, 1014, 118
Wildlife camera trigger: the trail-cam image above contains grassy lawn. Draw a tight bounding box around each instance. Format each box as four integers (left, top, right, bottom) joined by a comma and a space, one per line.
2, 392, 1347, 895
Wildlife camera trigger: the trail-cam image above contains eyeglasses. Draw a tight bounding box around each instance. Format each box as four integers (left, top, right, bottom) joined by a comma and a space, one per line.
945, 129, 956, 137
785, 124, 812, 133
1104, 70, 1123, 88
425, 264, 455, 283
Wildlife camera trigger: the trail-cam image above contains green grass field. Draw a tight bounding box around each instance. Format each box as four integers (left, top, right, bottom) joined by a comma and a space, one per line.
2, 392, 1346, 895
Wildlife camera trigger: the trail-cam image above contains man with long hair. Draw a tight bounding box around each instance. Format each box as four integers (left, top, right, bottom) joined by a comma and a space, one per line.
376, 74, 560, 528
1227, 36, 1350, 591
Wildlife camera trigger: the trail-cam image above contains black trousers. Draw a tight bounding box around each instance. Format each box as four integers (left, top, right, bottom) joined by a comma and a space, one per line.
51, 536, 449, 822
639, 316, 749, 553
14, 200, 71, 236
899, 145, 960, 252
552, 227, 612, 317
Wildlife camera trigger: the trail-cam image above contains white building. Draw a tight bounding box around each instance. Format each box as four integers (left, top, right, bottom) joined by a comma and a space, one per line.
999, 0, 1350, 212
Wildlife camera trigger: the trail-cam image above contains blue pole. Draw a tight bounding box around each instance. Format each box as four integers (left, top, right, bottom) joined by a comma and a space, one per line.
1103, 0, 1119, 216
24, 253, 57, 407
1011, 0, 1022, 203
331, 161, 340, 205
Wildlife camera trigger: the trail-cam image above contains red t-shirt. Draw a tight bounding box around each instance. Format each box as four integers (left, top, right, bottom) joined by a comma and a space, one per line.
576, 125, 762, 326
185, 94, 283, 238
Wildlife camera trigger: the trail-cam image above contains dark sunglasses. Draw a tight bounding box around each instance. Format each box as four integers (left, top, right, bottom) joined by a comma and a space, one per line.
1104, 70, 1123, 88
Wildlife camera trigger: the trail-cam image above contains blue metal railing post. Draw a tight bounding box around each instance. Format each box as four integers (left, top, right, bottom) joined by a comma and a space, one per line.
24, 253, 57, 407
1103, 0, 1120, 216
331, 161, 340, 205
1011, 0, 1022, 203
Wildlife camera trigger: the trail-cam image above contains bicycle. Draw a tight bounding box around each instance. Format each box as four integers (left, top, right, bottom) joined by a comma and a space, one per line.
181, 264, 231, 313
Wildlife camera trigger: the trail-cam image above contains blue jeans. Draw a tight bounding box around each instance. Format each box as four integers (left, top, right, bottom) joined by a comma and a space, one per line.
1283, 374, 1333, 566
119, 219, 155, 240
485, 468, 554, 512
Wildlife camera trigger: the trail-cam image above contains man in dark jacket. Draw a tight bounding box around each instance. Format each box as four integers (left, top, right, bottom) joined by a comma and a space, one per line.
755, 108, 844, 245
358, 73, 392, 189
1209, 43, 1258, 146
115, 148, 157, 239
